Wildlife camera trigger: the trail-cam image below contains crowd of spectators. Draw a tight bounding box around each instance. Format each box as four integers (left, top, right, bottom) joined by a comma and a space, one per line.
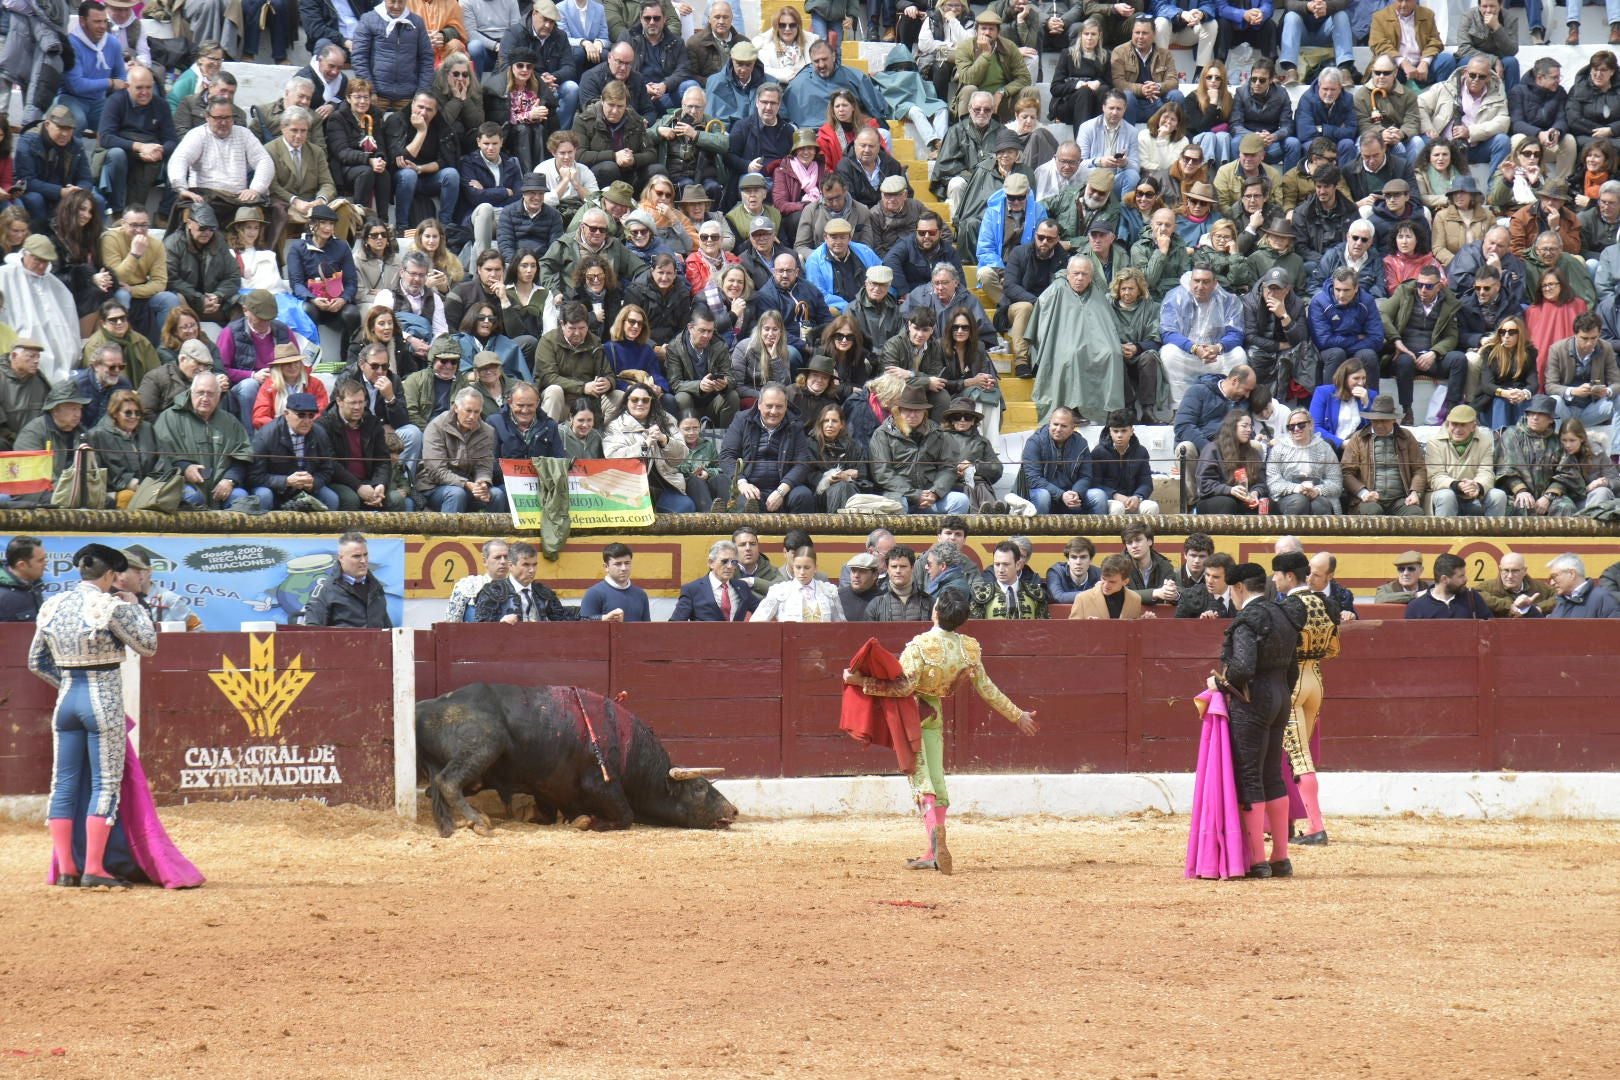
2, 0, 1620, 517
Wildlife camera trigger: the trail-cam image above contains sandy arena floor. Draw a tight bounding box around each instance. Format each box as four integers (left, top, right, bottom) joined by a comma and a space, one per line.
2, 801, 1618, 1079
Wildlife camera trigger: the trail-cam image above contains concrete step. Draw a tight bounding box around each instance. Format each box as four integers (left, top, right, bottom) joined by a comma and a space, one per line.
1002, 400, 1039, 433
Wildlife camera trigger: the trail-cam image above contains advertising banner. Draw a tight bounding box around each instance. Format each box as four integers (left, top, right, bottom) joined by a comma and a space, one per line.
11, 534, 405, 629
501, 458, 655, 530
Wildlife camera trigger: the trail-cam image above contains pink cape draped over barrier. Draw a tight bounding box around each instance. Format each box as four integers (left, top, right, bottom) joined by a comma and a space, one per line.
1185, 689, 1248, 881
47, 717, 206, 889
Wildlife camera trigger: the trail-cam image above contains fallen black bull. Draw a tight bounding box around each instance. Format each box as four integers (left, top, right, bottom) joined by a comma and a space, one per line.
416, 684, 739, 835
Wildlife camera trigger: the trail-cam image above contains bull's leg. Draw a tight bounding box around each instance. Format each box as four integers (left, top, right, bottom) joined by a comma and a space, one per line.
571, 773, 635, 831
433, 746, 504, 837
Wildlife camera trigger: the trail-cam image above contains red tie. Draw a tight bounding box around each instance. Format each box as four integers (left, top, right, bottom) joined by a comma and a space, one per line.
720, 583, 732, 621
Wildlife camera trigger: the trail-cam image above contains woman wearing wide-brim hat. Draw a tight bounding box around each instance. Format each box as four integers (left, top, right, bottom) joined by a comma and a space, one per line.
937, 396, 1003, 511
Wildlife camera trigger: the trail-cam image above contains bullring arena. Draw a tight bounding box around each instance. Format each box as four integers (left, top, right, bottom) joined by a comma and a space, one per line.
3, 512, 1620, 1077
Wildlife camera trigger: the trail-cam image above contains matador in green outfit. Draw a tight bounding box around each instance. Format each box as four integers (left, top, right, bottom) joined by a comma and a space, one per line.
843, 590, 1038, 875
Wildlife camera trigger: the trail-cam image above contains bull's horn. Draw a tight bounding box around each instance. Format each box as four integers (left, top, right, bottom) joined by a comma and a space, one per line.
669, 767, 725, 780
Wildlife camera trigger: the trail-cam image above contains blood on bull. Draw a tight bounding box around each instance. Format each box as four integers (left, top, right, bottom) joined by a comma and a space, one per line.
415, 683, 739, 835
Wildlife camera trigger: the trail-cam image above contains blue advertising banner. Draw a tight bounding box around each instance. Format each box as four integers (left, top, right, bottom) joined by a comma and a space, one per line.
5, 534, 406, 629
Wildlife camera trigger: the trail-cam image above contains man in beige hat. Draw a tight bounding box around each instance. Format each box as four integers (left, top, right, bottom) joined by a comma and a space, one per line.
871, 173, 920, 255
1214, 133, 1283, 219
703, 35, 763, 124
220, 288, 296, 417
1373, 550, 1431, 604
804, 216, 881, 314
973, 171, 1040, 307
1424, 404, 1508, 516
0, 235, 79, 383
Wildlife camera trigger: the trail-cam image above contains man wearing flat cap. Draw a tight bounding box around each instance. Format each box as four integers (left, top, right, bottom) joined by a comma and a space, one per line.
496, 174, 566, 266
0, 340, 52, 450
1423, 404, 1508, 516
1213, 134, 1282, 222
0, 235, 80, 383
10, 382, 91, 507
804, 216, 882, 314
247, 389, 340, 510
949, 8, 1031, 120
14, 103, 101, 226
162, 203, 242, 329
953, 127, 1033, 254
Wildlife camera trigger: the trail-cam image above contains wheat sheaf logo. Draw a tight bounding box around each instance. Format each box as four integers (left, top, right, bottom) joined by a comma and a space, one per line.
209, 634, 317, 738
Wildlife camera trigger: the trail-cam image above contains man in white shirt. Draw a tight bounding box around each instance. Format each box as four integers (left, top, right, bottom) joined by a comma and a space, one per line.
168, 94, 274, 226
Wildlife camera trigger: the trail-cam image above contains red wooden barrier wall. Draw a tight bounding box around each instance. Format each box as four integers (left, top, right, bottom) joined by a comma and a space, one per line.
5, 620, 1620, 798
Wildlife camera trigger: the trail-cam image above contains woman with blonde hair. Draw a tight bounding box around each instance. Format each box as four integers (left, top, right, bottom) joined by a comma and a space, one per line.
603, 382, 693, 512
251, 344, 330, 430
410, 218, 465, 292
1048, 18, 1111, 130
1193, 218, 1256, 294
639, 174, 699, 254
1008, 89, 1056, 172
605, 304, 673, 419
754, 546, 844, 621
1182, 60, 1234, 167
1475, 314, 1539, 429
753, 6, 818, 84
732, 308, 798, 408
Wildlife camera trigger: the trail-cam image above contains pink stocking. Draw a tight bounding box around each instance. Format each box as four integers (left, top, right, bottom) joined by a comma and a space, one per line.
48, 818, 78, 877
1265, 799, 1290, 862
83, 816, 114, 880
918, 795, 937, 858
1241, 805, 1267, 867
1297, 773, 1325, 834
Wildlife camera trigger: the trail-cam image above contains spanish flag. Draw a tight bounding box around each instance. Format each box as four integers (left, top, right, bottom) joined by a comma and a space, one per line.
0, 451, 53, 495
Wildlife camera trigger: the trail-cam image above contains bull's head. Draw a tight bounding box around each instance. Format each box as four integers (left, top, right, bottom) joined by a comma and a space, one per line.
666, 766, 737, 828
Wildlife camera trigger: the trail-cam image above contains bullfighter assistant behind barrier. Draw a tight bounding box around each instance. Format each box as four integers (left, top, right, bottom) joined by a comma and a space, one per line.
843, 589, 1038, 876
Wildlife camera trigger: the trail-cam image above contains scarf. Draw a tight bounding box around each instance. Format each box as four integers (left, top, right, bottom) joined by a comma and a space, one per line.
373, 2, 412, 36
788, 156, 823, 202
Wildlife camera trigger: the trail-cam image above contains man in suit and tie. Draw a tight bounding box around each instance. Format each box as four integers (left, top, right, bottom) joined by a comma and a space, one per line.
265, 105, 347, 251
670, 539, 758, 621
1176, 552, 1237, 619
471, 541, 580, 622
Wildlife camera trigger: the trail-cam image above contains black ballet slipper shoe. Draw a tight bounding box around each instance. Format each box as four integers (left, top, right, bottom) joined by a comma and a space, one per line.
1245, 862, 1273, 879
1296, 830, 1329, 846
54, 874, 81, 887
79, 874, 133, 890
1268, 859, 1293, 878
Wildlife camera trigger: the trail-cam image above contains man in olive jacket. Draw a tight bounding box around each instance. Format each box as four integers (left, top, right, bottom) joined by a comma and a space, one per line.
868, 384, 969, 514
662, 307, 739, 428
535, 301, 614, 423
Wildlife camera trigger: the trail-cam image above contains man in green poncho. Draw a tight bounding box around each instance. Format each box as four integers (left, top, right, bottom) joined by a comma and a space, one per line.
153, 371, 257, 510
1025, 254, 1124, 425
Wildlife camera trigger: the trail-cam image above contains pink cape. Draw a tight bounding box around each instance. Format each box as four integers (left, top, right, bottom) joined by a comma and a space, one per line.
47, 717, 205, 889
1185, 689, 1248, 881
